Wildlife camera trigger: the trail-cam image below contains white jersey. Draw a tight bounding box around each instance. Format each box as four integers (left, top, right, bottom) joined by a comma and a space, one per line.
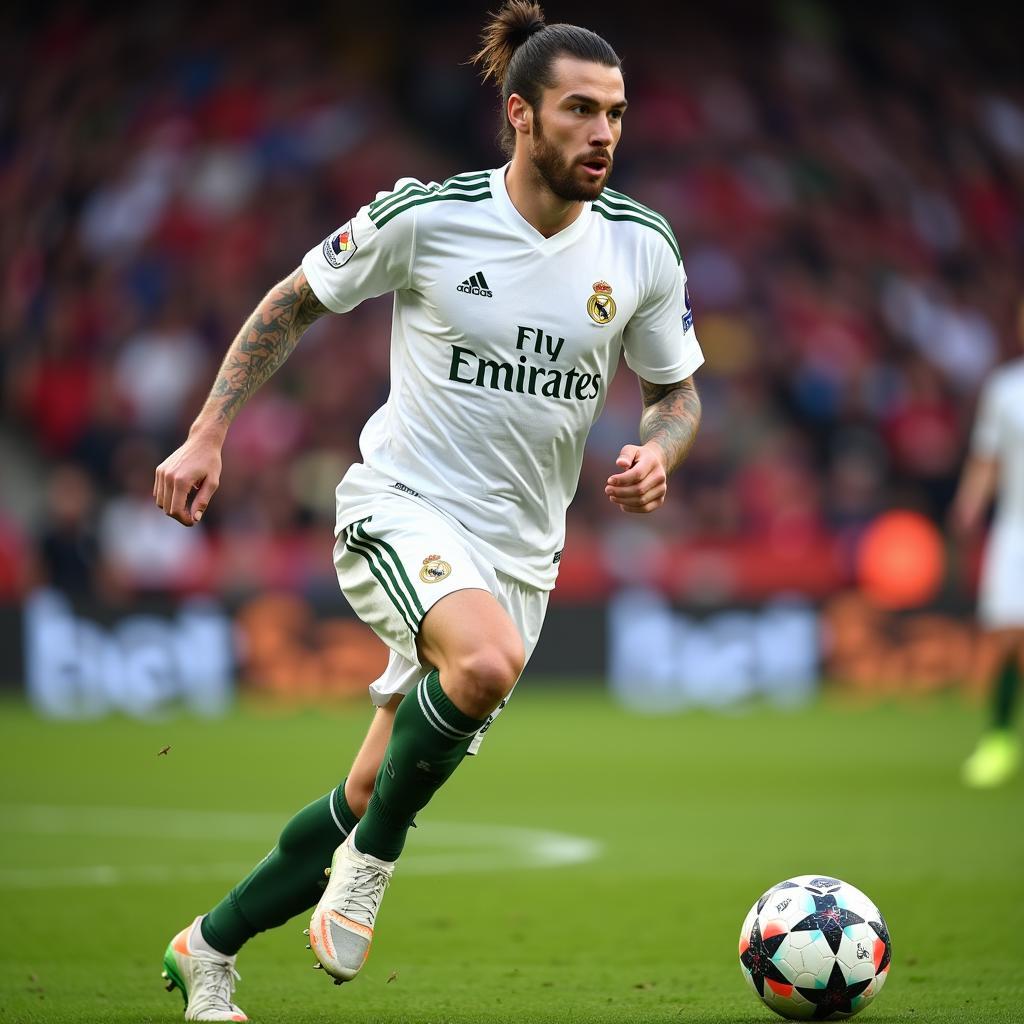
302, 165, 704, 590
971, 357, 1024, 626
971, 358, 1024, 534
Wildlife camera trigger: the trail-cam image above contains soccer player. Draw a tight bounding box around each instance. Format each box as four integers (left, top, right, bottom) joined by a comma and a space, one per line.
153, 3, 703, 1019
952, 301, 1024, 788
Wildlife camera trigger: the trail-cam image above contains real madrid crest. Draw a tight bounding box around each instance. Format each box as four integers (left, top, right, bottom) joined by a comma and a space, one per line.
419, 554, 452, 584
587, 280, 617, 324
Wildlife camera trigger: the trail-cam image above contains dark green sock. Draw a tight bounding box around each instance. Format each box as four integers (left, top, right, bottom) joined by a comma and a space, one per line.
355, 670, 486, 862
993, 654, 1022, 730
201, 781, 359, 955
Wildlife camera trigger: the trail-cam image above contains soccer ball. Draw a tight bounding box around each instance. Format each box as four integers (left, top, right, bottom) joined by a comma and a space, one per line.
738, 875, 891, 1020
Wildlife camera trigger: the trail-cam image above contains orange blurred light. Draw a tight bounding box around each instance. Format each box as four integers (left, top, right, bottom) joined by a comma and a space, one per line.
857, 510, 945, 609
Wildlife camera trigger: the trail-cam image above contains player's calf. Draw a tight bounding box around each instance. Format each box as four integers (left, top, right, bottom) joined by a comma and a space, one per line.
343, 774, 374, 818
309, 668, 491, 985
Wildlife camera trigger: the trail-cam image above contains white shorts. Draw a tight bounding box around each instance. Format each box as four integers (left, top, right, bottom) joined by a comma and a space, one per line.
979, 529, 1024, 628
334, 490, 549, 753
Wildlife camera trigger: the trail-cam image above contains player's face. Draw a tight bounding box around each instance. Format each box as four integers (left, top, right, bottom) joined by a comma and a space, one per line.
529, 56, 626, 202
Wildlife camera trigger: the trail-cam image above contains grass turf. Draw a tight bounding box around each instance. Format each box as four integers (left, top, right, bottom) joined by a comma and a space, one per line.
0, 689, 1021, 1023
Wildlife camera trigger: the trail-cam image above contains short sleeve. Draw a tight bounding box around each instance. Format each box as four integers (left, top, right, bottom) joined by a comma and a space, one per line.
622, 242, 704, 384
971, 375, 1003, 457
301, 178, 424, 314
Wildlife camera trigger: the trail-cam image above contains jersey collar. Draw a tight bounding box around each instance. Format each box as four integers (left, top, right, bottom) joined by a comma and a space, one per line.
491, 164, 593, 252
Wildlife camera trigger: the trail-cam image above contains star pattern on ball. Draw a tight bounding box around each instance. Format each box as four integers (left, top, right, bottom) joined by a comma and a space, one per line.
796, 960, 872, 1019
791, 892, 865, 953
740, 918, 790, 997
869, 918, 892, 974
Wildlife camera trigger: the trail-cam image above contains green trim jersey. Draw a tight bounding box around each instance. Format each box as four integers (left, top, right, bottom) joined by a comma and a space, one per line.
302, 165, 704, 590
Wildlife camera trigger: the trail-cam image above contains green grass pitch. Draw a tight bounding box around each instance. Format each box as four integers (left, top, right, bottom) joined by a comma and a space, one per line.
0, 689, 1021, 1023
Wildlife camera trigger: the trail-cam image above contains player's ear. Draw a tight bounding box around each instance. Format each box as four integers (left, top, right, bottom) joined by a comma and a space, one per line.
507, 94, 532, 136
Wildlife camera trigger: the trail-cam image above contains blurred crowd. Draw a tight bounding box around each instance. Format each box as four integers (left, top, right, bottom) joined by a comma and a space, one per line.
1, 1, 1022, 604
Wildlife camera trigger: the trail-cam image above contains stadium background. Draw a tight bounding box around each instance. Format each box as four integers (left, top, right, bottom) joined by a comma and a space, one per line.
3, 0, 1024, 712
1, 3, 1023, 1022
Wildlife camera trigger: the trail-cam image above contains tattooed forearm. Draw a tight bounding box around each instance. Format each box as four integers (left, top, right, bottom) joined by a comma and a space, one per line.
197, 268, 328, 432
638, 376, 702, 473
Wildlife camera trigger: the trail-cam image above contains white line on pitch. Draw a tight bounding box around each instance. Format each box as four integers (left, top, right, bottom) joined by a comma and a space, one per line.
0, 804, 602, 888
0, 862, 257, 889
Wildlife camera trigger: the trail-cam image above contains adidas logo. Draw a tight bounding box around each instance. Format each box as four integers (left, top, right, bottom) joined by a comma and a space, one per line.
457, 271, 493, 298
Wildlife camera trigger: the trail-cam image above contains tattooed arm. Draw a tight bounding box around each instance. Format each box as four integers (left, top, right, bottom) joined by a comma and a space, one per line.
638, 376, 702, 474
154, 268, 329, 525
605, 376, 701, 514
205, 268, 328, 427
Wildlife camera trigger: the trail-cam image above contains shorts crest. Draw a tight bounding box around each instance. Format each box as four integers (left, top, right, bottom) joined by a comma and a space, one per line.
419, 555, 452, 583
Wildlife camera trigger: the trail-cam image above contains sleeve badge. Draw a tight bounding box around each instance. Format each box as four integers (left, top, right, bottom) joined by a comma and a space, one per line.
322, 222, 357, 269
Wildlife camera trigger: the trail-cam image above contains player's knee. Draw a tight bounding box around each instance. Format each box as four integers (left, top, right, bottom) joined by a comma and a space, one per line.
449, 642, 524, 714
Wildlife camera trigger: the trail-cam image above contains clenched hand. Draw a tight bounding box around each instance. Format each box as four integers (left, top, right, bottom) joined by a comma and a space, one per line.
154, 432, 223, 526
605, 443, 668, 514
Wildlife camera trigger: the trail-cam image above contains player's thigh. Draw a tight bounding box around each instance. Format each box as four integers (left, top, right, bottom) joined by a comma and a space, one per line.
417, 593, 528, 696
496, 571, 550, 670
335, 499, 523, 709
345, 693, 403, 815
335, 503, 493, 667
465, 576, 549, 754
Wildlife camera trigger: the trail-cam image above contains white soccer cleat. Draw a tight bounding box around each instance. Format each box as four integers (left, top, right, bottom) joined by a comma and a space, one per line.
308, 829, 395, 984
161, 916, 248, 1022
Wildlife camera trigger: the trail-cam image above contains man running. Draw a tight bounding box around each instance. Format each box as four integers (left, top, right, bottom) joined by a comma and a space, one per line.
953, 300, 1024, 788
154, 3, 703, 1019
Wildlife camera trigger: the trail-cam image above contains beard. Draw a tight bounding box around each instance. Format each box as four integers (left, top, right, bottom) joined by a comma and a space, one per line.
530, 115, 612, 202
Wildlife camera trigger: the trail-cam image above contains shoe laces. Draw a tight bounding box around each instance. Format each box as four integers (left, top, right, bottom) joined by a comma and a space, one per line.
339, 862, 390, 926
190, 953, 241, 1015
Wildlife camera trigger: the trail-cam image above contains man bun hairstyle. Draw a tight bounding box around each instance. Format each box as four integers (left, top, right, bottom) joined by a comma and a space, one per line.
470, 1, 621, 157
